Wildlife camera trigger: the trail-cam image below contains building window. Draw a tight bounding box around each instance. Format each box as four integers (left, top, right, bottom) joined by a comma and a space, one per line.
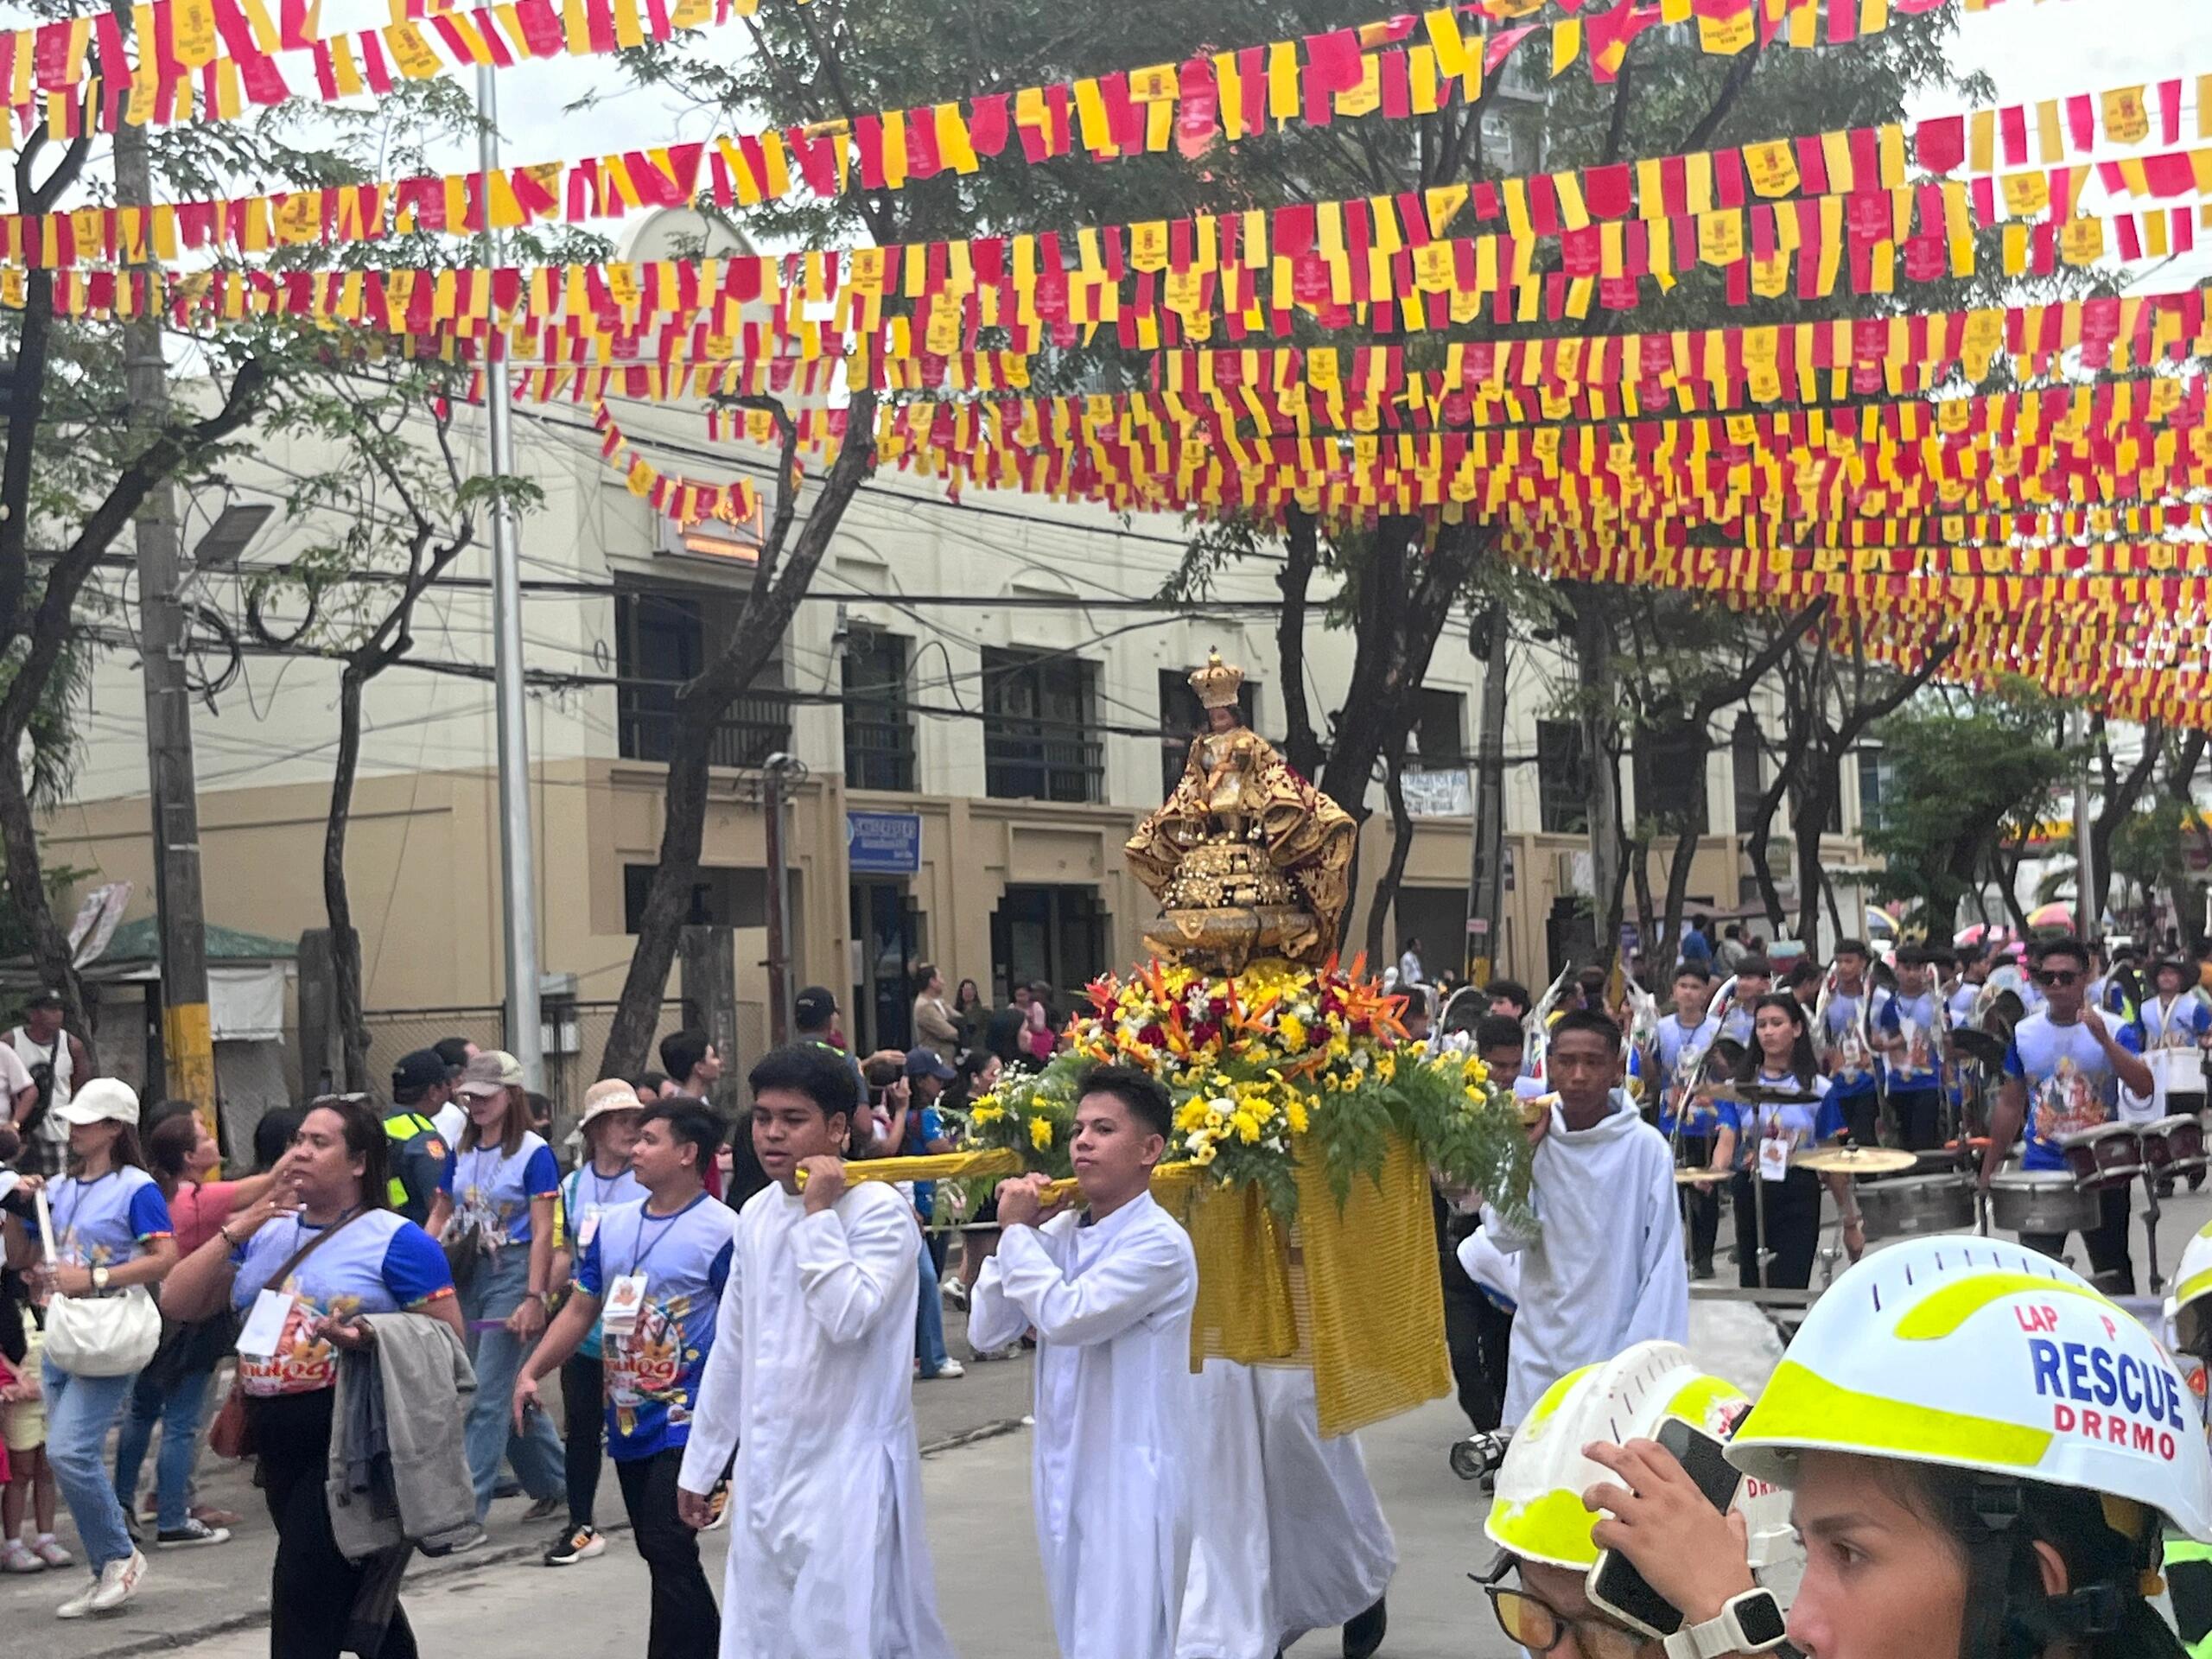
1536, 719, 1590, 836
614, 588, 788, 768
982, 648, 1103, 803
1408, 687, 1466, 768
1157, 667, 1258, 796
1635, 721, 1707, 834
622, 864, 766, 932
1857, 747, 1888, 830
842, 631, 915, 792
1732, 714, 1764, 835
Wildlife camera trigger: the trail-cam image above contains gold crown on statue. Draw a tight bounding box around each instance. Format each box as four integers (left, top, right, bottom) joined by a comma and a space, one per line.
1189, 649, 1245, 710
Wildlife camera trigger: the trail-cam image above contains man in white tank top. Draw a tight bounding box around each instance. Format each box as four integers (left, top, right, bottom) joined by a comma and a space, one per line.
10, 988, 90, 1178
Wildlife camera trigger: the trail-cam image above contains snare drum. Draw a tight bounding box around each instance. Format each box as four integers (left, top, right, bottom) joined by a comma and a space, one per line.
2142, 1114, 2209, 1175
1988, 1170, 2102, 1236
1855, 1173, 1978, 1242
2056, 1122, 2146, 1192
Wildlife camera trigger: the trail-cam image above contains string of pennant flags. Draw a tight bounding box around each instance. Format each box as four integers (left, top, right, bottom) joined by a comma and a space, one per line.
590, 402, 761, 528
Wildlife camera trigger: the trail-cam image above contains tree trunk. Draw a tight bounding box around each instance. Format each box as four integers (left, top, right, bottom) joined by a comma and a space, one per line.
1657, 747, 1713, 969
601, 713, 716, 1077
1362, 747, 1416, 971
323, 666, 372, 1091
1275, 512, 1324, 779
0, 761, 85, 1041
1746, 755, 1794, 935
2089, 719, 2162, 925
1793, 761, 1832, 946
1570, 586, 1625, 970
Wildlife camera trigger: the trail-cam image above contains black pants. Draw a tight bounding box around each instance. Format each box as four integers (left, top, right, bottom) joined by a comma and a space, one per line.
1677, 1133, 1720, 1272
614, 1449, 720, 1659
562, 1352, 604, 1530
250, 1390, 417, 1659
1887, 1088, 1943, 1151
2021, 1184, 2135, 1293
1732, 1168, 1823, 1291
1840, 1092, 1881, 1148
1440, 1248, 1512, 1433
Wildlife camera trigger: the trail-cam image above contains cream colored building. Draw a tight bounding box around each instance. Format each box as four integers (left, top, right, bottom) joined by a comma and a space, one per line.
50, 383, 1873, 1072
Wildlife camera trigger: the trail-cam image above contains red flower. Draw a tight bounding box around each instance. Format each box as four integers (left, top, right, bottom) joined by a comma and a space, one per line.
1192, 1021, 1221, 1048
1137, 1023, 1166, 1049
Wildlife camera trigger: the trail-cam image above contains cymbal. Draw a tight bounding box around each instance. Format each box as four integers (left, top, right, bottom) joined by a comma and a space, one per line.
1948, 1029, 2010, 1070
1731, 1082, 1827, 1105
1796, 1146, 1920, 1176
1675, 1168, 1730, 1185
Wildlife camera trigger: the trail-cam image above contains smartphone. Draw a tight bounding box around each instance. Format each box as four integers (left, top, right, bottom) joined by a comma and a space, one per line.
1584, 1416, 1745, 1639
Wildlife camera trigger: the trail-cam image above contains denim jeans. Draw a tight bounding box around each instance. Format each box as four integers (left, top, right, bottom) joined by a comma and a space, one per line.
458, 1246, 567, 1518
113, 1364, 215, 1532
41, 1357, 137, 1573
915, 1236, 950, 1377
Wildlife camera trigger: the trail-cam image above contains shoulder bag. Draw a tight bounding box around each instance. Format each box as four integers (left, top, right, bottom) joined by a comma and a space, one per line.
207, 1209, 373, 1461
34, 1185, 162, 1378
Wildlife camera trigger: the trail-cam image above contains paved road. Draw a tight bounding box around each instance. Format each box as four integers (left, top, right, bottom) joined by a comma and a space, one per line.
11, 1189, 2204, 1658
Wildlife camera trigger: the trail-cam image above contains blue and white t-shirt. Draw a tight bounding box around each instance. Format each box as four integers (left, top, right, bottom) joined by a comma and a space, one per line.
441, 1132, 561, 1248
230, 1209, 453, 1395
1715, 1072, 1841, 1173
1717, 1002, 1759, 1049
48, 1166, 171, 1268
2005, 1010, 2145, 1173
1653, 1014, 1721, 1138
577, 1193, 740, 1460
1823, 986, 1880, 1099
1879, 990, 1943, 1091
559, 1163, 646, 1361
1947, 981, 1981, 1027
2139, 995, 2210, 1098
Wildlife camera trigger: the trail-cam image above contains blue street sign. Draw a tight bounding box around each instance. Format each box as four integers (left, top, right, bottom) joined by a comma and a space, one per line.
846, 810, 923, 875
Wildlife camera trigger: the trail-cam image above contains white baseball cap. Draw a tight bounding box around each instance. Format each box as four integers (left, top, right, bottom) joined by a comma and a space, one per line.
55, 1077, 142, 1128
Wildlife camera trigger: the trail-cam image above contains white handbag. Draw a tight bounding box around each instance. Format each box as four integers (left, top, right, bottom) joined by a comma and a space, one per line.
34, 1186, 163, 1378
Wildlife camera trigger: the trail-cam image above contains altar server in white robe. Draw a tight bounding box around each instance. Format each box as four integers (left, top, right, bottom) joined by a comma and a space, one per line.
1175, 1359, 1395, 1659
677, 1044, 953, 1659
969, 1063, 1199, 1659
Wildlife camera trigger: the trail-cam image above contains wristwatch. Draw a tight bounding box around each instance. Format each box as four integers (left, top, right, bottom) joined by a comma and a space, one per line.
1662, 1589, 1789, 1658
91, 1265, 111, 1294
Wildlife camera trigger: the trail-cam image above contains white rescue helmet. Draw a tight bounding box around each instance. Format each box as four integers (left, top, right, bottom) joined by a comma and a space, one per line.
1484, 1340, 1796, 1573
2169, 1220, 2212, 1357
1729, 1234, 2212, 1543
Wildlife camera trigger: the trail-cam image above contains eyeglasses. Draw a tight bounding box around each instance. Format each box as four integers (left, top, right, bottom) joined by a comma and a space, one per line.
1484, 1586, 1648, 1659
2033, 969, 2082, 988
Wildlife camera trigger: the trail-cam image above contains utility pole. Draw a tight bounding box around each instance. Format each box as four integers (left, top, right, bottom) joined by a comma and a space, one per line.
1465, 605, 1511, 988
2073, 705, 2098, 941
113, 115, 216, 1139
760, 753, 804, 1045
475, 63, 543, 1086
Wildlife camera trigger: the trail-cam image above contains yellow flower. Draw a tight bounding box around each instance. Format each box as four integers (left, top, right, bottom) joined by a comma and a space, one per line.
1231, 1110, 1261, 1144
1029, 1116, 1054, 1152
1277, 1012, 1307, 1051
1286, 1098, 1309, 1135
1192, 1141, 1217, 1166
971, 1101, 1004, 1125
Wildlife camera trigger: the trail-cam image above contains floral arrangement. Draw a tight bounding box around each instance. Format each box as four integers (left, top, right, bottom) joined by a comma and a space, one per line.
959, 957, 1533, 1225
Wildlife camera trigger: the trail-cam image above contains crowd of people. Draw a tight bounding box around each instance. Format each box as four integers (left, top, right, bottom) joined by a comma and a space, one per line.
0, 926, 2210, 1659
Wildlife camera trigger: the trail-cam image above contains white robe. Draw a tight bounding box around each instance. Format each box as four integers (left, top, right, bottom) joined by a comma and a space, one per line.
968, 1192, 1199, 1659
1175, 1361, 1396, 1659
1485, 1088, 1687, 1427
677, 1181, 953, 1659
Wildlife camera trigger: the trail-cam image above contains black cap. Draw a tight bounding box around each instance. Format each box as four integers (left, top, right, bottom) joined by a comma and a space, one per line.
904, 1047, 957, 1083
391, 1050, 448, 1098
26, 988, 61, 1010
793, 986, 837, 1028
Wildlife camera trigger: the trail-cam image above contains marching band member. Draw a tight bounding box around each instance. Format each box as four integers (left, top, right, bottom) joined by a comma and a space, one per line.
1654, 962, 1724, 1281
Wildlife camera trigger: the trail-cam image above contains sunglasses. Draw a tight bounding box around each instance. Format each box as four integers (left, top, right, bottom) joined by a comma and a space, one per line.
2033, 969, 2082, 988
1485, 1586, 1646, 1659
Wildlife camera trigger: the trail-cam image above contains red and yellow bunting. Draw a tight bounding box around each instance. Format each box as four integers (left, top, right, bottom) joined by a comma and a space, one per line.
591, 403, 761, 529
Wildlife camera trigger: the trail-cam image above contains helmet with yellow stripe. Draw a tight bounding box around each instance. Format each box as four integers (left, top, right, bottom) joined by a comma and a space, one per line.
1727, 1234, 2212, 1542
1484, 1339, 1795, 1573
2169, 1221, 2212, 1357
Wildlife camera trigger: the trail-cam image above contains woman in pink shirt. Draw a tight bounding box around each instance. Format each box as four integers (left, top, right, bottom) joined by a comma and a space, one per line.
111, 1111, 277, 1546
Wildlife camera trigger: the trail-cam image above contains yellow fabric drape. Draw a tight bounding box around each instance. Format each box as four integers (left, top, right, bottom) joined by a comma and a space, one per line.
843, 1133, 1448, 1437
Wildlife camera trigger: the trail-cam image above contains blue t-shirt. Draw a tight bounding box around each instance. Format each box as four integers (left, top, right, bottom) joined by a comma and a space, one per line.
903, 1105, 947, 1218
2004, 1010, 2145, 1172
1653, 1014, 1721, 1137
48, 1166, 171, 1268
1715, 1072, 1841, 1173
230, 1208, 453, 1395
1716, 1002, 1758, 1049
577, 1193, 739, 1460
559, 1164, 646, 1360
1947, 982, 1981, 1027
1823, 986, 1879, 1098
440, 1132, 561, 1246
1880, 990, 1943, 1090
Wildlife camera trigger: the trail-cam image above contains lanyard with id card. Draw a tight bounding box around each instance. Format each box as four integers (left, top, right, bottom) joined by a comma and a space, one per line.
236, 1211, 367, 1357
600, 1195, 703, 1338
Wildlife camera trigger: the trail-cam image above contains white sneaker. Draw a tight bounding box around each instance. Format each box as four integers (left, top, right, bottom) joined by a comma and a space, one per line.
87, 1550, 146, 1613
923, 1358, 966, 1380
55, 1576, 102, 1620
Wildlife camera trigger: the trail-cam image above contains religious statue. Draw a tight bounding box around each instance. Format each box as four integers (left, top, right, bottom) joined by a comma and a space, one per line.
1126, 651, 1357, 971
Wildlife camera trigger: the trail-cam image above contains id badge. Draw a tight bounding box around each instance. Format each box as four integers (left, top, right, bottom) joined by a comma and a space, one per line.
1758, 1135, 1790, 1185
601, 1272, 648, 1337
575, 1211, 601, 1250
237, 1288, 296, 1358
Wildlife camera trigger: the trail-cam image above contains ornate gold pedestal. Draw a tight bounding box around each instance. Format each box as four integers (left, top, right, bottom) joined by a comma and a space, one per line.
1144, 838, 1324, 973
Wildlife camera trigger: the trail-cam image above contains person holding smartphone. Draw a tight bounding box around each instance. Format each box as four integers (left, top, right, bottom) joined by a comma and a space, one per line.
1478, 1338, 1794, 1659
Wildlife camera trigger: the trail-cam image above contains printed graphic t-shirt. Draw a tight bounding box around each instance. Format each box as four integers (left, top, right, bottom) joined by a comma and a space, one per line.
578, 1193, 740, 1461
229, 1209, 454, 1395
